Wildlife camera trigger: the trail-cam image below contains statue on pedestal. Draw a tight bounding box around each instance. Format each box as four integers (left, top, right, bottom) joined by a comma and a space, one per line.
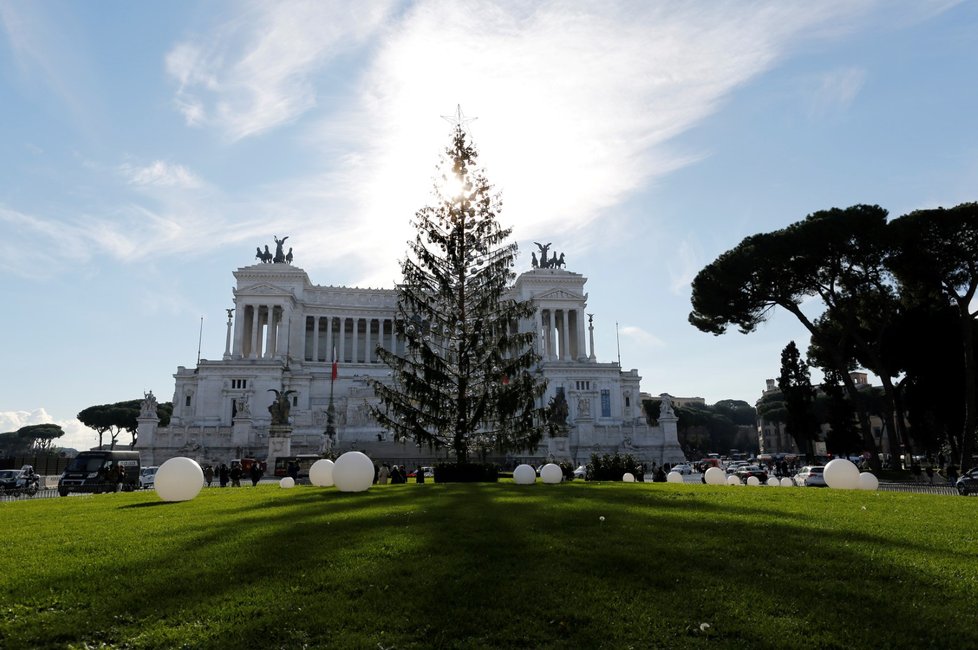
140, 390, 158, 417
267, 389, 297, 425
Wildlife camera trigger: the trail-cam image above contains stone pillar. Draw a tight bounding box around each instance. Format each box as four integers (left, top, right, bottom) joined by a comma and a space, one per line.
364, 317, 372, 363
339, 317, 347, 364
265, 306, 277, 358
577, 310, 587, 360
325, 316, 334, 363
352, 317, 360, 363
311, 316, 319, 363
233, 303, 246, 359
588, 314, 596, 361
389, 319, 396, 355
136, 414, 159, 452
250, 305, 260, 359
561, 309, 570, 361
535, 309, 544, 357
223, 310, 233, 360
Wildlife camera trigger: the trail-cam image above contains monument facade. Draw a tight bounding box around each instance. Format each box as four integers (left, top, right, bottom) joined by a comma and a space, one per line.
137, 242, 685, 468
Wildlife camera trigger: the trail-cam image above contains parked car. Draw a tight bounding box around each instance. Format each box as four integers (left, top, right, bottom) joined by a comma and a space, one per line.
793, 466, 827, 487
955, 468, 978, 496
140, 466, 159, 489
0, 467, 40, 496
734, 466, 769, 484
725, 461, 749, 475
671, 464, 693, 475
573, 465, 587, 479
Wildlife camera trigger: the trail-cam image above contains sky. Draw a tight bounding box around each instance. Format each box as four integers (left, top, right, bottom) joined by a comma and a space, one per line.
1, 0, 976, 451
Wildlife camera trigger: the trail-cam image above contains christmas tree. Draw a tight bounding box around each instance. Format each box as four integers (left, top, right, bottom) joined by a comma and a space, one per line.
371, 112, 547, 464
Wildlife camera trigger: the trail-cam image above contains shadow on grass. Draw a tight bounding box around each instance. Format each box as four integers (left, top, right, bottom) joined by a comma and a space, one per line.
3, 483, 977, 649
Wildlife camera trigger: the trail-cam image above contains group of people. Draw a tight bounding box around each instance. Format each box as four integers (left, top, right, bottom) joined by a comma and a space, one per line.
375, 464, 425, 485
909, 460, 959, 485
202, 461, 265, 488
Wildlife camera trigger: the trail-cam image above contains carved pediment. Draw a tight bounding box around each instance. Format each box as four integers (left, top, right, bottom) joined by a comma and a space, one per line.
535, 288, 585, 302
236, 283, 294, 296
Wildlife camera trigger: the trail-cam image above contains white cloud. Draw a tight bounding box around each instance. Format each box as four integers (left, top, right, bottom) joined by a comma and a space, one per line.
0, 409, 95, 452
165, 0, 397, 140
121, 160, 202, 189
621, 325, 665, 349
808, 66, 867, 117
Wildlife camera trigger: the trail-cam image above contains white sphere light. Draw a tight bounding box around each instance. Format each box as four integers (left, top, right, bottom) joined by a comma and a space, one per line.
666, 471, 683, 483
704, 467, 726, 485
727, 475, 742, 486
746, 476, 761, 487
513, 464, 536, 485
622, 472, 635, 483
279, 477, 295, 489
309, 459, 335, 487
332, 451, 374, 492
540, 463, 563, 484
767, 477, 780, 487
155, 457, 204, 502
781, 477, 794, 487
824, 459, 860, 490
858, 472, 879, 491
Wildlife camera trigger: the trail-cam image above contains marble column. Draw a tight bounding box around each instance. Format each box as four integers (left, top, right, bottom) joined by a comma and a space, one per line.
311, 316, 319, 363
561, 309, 570, 360
250, 305, 260, 359
364, 318, 372, 363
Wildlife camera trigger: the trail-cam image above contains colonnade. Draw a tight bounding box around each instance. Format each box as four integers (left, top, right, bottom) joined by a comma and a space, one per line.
304, 316, 401, 364
535, 308, 589, 361
234, 304, 292, 359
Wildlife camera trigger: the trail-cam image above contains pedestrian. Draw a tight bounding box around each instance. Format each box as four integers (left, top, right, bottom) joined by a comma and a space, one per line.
911, 462, 923, 483
390, 465, 402, 484
218, 463, 229, 488
416, 466, 425, 484
378, 464, 390, 485
287, 461, 299, 483
203, 464, 214, 487
925, 465, 935, 485
230, 462, 242, 487
250, 461, 263, 486
946, 463, 958, 485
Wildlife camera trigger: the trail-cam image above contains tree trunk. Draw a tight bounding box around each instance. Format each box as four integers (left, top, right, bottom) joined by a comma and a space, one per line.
959, 306, 976, 470
838, 365, 882, 473
878, 375, 909, 467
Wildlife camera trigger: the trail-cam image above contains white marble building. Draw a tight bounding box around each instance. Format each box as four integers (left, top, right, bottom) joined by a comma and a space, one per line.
136, 257, 685, 468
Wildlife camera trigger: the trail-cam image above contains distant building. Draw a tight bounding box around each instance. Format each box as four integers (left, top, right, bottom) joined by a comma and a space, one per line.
137, 251, 685, 468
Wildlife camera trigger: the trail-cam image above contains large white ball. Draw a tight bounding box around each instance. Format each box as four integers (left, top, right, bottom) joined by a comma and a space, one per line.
279, 477, 295, 489
727, 475, 742, 486
332, 452, 374, 492
767, 477, 780, 487
622, 472, 635, 483
309, 459, 335, 487
824, 459, 860, 490
746, 476, 761, 487
858, 472, 879, 491
540, 463, 563, 484
704, 467, 726, 485
155, 457, 204, 502
666, 471, 683, 483
781, 477, 794, 487
513, 464, 536, 485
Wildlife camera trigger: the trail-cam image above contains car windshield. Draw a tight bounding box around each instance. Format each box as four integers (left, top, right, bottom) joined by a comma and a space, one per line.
66, 456, 107, 473
0, 470, 19, 479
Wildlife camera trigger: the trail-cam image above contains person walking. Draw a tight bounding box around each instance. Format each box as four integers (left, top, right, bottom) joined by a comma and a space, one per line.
390, 465, 402, 484
203, 465, 214, 487
229, 462, 242, 487
218, 463, 229, 488
416, 466, 425, 484
925, 465, 935, 485
249, 461, 263, 487
378, 464, 390, 485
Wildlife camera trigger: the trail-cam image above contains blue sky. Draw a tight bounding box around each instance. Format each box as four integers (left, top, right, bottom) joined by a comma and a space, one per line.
2, 0, 976, 450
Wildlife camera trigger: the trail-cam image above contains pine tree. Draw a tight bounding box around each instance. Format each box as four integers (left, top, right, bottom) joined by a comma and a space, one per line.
778, 340, 819, 461
370, 116, 547, 464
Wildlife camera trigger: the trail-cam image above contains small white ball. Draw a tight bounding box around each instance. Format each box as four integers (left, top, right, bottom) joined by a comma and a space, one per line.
666, 471, 683, 483
540, 463, 563, 484
309, 459, 335, 487
155, 457, 204, 502
746, 476, 761, 487
780, 477, 794, 487
767, 477, 780, 487
704, 467, 726, 485
599, 516, 605, 522
824, 459, 860, 490
857, 472, 879, 491
622, 472, 635, 483
279, 477, 295, 489
513, 464, 536, 485
333, 451, 374, 492
727, 475, 742, 486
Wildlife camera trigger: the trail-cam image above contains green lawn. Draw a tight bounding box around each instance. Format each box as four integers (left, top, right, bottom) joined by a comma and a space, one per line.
1, 482, 976, 649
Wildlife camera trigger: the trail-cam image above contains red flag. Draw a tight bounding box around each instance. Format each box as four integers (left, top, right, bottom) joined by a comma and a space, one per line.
331, 347, 338, 380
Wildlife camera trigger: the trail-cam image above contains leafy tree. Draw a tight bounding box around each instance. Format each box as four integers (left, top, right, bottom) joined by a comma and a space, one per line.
818, 369, 862, 457
16, 423, 65, 451
888, 202, 978, 469
689, 205, 891, 471
778, 341, 819, 461
371, 118, 546, 464
644, 398, 755, 457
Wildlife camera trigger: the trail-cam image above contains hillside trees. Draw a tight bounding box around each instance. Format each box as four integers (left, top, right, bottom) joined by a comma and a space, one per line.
778, 341, 818, 461
77, 400, 172, 449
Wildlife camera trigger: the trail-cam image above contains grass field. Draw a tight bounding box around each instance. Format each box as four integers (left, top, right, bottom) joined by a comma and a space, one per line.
1, 481, 976, 649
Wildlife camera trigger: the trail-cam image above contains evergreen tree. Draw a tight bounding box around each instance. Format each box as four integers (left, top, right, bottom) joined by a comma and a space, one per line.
778, 341, 819, 461
371, 116, 546, 464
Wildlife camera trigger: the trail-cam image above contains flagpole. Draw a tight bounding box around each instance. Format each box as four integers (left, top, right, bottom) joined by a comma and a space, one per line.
325, 346, 337, 449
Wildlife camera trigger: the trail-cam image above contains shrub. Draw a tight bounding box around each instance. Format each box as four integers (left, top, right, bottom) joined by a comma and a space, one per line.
432, 462, 499, 483
586, 453, 639, 481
